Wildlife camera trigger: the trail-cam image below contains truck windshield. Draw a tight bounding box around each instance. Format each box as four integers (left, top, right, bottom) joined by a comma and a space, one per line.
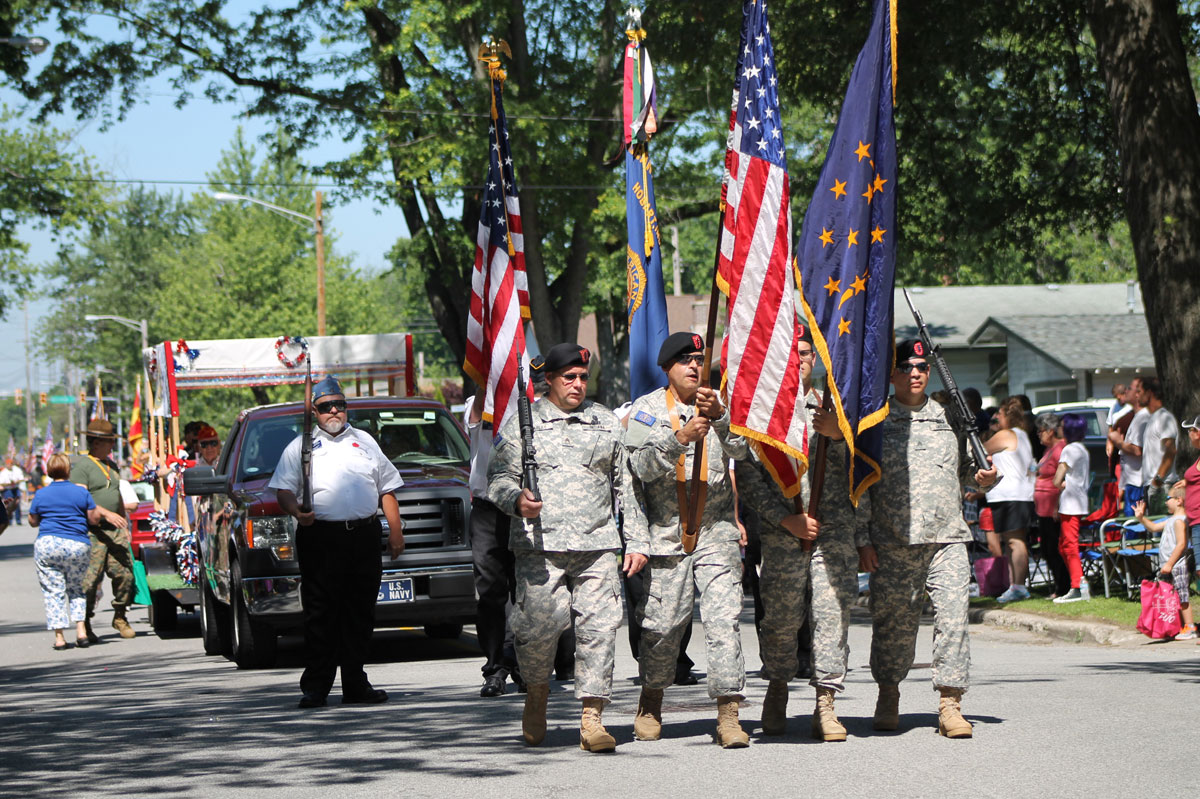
237, 406, 469, 481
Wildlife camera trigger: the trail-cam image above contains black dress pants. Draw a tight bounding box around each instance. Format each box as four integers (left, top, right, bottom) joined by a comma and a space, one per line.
297, 520, 383, 697
471, 498, 574, 680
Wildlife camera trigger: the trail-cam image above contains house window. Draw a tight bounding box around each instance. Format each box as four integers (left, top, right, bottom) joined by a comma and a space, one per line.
1031, 386, 1078, 406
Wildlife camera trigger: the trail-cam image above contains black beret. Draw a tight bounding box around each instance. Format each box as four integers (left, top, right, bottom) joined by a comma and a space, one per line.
543, 342, 590, 373
797, 321, 813, 347
657, 331, 705, 368
529, 355, 545, 373
895, 338, 928, 364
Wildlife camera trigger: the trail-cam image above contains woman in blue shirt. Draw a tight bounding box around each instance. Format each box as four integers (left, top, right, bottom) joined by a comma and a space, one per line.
29, 453, 103, 650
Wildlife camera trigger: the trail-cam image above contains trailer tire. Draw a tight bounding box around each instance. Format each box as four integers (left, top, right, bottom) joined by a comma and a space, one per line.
149, 591, 178, 634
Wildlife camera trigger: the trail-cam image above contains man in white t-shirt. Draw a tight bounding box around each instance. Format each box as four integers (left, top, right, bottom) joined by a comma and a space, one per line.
271, 375, 405, 709
1110, 377, 1150, 515
1138, 377, 1178, 514
0, 456, 25, 524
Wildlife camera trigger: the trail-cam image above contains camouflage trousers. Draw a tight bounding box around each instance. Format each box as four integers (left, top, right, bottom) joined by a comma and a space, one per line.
512, 549, 621, 701
83, 527, 135, 618
869, 541, 970, 692
759, 527, 859, 691
638, 539, 745, 699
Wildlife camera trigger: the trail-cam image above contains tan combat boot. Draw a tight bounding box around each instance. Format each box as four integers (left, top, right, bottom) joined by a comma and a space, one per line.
112, 609, 135, 640
873, 683, 900, 731
760, 679, 789, 736
715, 696, 750, 748
811, 687, 847, 742
937, 687, 973, 739
580, 698, 616, 752
633, 687, 664, 741
522, 683, 549, 745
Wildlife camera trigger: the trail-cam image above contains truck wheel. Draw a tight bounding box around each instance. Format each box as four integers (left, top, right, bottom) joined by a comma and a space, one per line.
231, 560, 277, 669
200, 574, 232, 657
149, 591, 178, 634
424, 622, 464, 640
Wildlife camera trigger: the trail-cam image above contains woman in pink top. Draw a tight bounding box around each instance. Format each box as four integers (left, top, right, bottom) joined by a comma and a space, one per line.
1179, 416, 1200, 587
1033, 413, 1070, 597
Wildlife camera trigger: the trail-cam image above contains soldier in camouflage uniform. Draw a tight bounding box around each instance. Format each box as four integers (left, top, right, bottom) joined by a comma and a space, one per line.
488, 343, 649, 753
735, 327, 870, 741
623, 332, 760, 749
866, 339, 996, 739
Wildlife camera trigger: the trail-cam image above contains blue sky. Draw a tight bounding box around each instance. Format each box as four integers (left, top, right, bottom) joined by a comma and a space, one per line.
0, 36, 418, 396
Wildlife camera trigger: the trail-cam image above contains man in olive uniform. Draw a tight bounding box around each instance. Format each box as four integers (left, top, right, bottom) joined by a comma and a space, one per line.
735, 326, 871, 740
488, 343, 649, 753
866, 339, 996, 738
73, 419, 134, 641
623, 332, 766, 749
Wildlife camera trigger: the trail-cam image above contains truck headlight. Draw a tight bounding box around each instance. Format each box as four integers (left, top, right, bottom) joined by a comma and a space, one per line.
248, 515, 297, 561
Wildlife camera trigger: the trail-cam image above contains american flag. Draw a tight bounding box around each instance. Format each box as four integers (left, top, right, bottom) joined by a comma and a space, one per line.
40, 420, 54, 468
462, 63, 532, 433
718, 0, 808, 497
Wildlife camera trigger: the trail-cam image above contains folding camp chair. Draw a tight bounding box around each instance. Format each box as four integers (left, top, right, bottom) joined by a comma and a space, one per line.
1098, 516, 1161, 599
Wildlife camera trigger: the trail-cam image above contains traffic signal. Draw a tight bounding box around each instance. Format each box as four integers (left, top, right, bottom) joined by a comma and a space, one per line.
13, 388, 21, 406
38, 392, 47, 407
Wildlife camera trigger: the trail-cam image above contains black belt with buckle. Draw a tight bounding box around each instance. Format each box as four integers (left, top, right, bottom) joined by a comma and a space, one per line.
336, 516, 378, 531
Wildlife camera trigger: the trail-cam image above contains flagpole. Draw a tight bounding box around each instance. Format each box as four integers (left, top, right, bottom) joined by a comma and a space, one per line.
805, 387, 836, 541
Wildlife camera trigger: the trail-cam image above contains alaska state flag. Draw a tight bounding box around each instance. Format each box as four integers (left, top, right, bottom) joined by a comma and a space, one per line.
624, 33, 669, 401
796, 0, 898, 504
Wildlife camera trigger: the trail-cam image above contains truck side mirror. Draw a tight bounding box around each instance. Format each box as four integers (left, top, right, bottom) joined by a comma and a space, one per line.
183, 465, 228, 496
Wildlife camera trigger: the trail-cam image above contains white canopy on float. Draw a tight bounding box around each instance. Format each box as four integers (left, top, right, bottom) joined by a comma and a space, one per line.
142, 333, 415, 417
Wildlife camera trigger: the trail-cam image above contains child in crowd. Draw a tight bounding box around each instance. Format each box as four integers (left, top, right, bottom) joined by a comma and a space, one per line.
1136, 485, 1195, 640
1052, 413, 1089, 603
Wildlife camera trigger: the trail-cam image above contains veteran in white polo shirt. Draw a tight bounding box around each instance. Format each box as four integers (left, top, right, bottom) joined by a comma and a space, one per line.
271, 375, 405, 709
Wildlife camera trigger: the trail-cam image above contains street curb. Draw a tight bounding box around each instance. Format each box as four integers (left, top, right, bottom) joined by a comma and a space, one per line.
969, 608, 1145, 646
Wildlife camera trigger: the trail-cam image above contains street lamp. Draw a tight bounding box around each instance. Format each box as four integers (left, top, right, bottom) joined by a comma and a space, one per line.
84, 313, 148, 353
213, 190, 327, 336
0, 36, 49, 54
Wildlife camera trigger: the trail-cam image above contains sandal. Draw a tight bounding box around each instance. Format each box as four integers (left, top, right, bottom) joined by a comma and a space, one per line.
53, 642, 71, 651
75, 638, 91, 649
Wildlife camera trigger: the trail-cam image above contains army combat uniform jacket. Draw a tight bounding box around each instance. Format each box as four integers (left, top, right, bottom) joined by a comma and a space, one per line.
867, 397, 978, 546
623, 387, 748, 553
488, 399, 649, 555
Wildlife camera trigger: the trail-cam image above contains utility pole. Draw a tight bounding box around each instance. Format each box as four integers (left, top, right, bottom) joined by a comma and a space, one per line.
315, 190, 326, 336
23, 300, 34, 450
670, 225, 683, 296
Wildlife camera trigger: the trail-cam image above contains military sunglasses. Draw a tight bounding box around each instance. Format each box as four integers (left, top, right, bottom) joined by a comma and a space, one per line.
315, 399, 348, 414
199, 439, 220, 448
559, 371, 590, 384
675, 354, 704, 366
896, 361, 931, 374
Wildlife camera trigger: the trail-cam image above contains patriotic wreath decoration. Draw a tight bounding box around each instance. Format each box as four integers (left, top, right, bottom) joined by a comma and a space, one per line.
275, 335, 309, 369
148, 510, 199, 585
173, 339, 200, 372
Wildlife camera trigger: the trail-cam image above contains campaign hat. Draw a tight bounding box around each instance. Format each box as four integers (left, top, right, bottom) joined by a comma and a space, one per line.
85, 418, 118, 440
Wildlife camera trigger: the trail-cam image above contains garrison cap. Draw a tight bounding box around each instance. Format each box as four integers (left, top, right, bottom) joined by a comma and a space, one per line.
657, 331, 705, 368
312, 374, 345, 401
895, 338, 927, 364
543, 343, 590, 373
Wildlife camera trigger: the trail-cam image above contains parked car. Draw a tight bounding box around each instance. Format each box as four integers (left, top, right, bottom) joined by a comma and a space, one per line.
183, 397, 475, 669
1031, 401, 1114, 509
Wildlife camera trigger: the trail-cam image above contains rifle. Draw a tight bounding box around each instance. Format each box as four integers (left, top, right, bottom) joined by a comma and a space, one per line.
516, 363, 541, 503
902, 289, 992, 475
299, 360, 313, 514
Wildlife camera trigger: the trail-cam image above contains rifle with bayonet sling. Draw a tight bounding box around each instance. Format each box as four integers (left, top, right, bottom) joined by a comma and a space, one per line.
902, 289, 993, 475
300, 360, 314, 514
516, 363, 541, 502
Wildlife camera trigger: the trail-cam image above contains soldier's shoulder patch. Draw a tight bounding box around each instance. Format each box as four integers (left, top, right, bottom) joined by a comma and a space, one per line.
493, 433, 504, 447
633, 410, 657, 427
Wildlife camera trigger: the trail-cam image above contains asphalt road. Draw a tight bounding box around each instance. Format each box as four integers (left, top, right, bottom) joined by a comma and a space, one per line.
1, 520, 1196, 799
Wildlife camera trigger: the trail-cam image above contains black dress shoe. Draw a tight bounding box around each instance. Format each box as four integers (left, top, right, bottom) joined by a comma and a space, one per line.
297, 693, 327, 709
480, 675, 506, 697
673, 669, 700, 686
342, 688, 388, 705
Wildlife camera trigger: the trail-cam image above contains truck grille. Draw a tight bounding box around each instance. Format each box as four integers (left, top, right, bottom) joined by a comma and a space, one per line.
380, 495, 468, 551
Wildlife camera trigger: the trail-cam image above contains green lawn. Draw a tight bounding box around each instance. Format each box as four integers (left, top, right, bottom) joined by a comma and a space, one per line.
971, 593, 1144, 628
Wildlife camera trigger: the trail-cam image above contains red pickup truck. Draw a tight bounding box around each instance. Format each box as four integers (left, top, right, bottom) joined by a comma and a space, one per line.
183, 396, 475, 669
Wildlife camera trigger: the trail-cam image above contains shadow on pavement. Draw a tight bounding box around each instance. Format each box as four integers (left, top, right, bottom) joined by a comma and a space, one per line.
1085, 658, 1200, 683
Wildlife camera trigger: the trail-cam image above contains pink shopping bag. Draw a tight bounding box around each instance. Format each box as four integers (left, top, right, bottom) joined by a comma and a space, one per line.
1137, 579, 1182, 639
973, 556, 1009, 598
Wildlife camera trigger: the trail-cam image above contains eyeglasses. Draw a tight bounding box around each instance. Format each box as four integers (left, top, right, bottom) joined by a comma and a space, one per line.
200, 440, 220, 448
315, 399, 348, 414
797, 349, 815, 360
896, 361, 931, 374
675, 354, 704, 366
559, 372, 590, 384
